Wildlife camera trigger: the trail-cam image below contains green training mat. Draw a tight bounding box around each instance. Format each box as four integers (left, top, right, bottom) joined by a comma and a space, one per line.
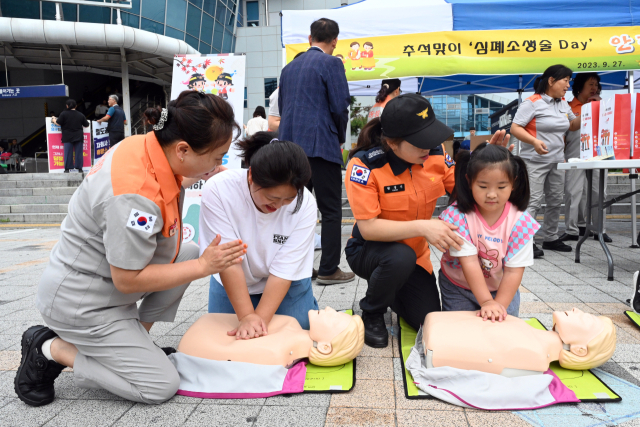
303, 310, 356, 393
624, 311, 640, 330
398, 317, 620, 402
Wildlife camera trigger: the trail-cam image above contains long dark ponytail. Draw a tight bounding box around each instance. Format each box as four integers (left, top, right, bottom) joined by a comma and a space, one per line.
236, 131, 311, 213
451, 143, 530, 213
375, 78, 401, 103
349, 118, 404, 160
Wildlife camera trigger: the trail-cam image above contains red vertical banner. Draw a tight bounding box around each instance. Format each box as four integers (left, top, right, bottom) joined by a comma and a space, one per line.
613, 94, 631, 160
46, 117, 92, 173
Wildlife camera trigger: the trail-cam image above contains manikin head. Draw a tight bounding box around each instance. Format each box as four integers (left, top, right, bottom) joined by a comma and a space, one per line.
553, 308, 616, 370
308, 307, 364, 366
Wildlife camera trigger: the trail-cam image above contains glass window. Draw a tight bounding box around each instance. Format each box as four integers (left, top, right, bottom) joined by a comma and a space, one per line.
165, 27, 185, 41
236, 0, 243, 27
201, 13, 214, 45
222, 30, 233, 52
203, 0, 216, 16
200, 43, 211, 54
246, 0, 259, 26
185, 34, 199, 50
0, 0, 39, 18
141, 18, 164, 35
141, 0, 166, 23
216, 0, 227, 23
114, 11, 140, 28
186, 4, 202, 37
42, 2, 56, 20
212, 21, 224, 51
264, 78, 277, 107
166, 0, 187, 31
62, 4, 77, 22
189, 0, 203, 7
130, 0, 141, 14
226, 12, 235, 30
244, 87, 248, 109
79, 5, 111, 24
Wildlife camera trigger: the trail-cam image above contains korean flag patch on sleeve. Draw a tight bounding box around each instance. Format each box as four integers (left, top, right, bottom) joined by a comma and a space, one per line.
127, 208, 156, 234
444, 152, 455, 168
350, 165, 371, 185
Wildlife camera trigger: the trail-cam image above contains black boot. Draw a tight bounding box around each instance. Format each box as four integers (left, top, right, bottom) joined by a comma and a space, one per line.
533, 243, 544, 259
15, 326, 65, 407
632, 271, 640, 314
542, 239, 572, 252
362, 311, 388, 348
594, 233, 612, 243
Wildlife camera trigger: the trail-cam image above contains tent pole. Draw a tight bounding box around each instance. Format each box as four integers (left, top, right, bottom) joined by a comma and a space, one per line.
516, 75, 523, 155
629, 70, 638, 248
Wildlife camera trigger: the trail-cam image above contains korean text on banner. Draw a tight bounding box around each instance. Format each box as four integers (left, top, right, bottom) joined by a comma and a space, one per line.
92, 121, 110, 161
45, 117, 91, 173
285, 26, 640, 82
170, 53, 247, 245
580, 102, 599, 160
599, 95, 631, 159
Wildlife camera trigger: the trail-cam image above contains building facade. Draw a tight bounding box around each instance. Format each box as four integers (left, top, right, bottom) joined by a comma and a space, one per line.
427, 94, 509, 137
0, 0, 239, 54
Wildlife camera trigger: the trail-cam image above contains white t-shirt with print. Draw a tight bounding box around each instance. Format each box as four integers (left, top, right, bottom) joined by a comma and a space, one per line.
199, 169, 317, 294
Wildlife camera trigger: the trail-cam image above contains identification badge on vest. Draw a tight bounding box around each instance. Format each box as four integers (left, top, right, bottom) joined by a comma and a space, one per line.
384, 184, 405, 193
169, 219, 178, 237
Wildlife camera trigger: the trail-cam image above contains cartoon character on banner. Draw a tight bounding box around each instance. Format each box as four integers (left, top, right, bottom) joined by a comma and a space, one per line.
361, 42, 375, 71
335, 54, 347, 73
188, 73, 206, 91
348, 42, 361, 71
214, 73, 234, 100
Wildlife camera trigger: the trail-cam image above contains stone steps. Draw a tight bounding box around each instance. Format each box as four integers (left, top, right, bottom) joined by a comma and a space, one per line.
0, 173, 82, 223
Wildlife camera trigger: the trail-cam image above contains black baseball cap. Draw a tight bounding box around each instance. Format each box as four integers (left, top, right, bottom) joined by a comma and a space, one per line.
380, 94, 454, 150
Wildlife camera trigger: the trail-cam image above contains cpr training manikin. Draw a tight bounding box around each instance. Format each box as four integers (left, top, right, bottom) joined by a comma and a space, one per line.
168, 307, 364, 398
405, 308, 617, 410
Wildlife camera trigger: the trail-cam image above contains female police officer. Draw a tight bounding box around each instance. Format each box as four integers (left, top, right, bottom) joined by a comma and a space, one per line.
345, 94, 510, 348
15, 91, 247, 406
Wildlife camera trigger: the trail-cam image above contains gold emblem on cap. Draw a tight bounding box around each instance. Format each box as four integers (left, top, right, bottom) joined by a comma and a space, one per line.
417, 108, 429, 119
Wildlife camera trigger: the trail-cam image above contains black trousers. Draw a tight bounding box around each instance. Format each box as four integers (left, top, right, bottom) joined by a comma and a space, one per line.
109, 131, 125, 147
306, 157, 342, 276
346, 241, 441, 331
63, 141, 84, 171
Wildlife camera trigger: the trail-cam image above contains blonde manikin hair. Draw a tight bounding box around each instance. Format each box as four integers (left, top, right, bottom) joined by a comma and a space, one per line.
308, 315, 365, 366
559, 316, 616, 370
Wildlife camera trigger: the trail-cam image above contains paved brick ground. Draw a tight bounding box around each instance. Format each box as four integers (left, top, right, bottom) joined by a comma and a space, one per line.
0, 222, 639, 426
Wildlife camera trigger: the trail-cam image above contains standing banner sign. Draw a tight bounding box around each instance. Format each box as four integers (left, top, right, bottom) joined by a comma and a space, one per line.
599, 95, 631, 159
92, 121, 110, 161
45, 117, 91, 173
632, 94, 640, 159
170, 53, 246, 244
580, 101, 599, 160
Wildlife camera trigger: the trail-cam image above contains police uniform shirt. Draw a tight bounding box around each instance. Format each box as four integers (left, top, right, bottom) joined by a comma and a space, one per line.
199, 169, 317, 295
36, 132, 183, 326
513, 93, 576, 163
344, 145, 455, 273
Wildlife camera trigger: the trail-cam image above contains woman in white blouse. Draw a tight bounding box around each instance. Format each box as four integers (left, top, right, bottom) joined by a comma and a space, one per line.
245, 106, 269, 137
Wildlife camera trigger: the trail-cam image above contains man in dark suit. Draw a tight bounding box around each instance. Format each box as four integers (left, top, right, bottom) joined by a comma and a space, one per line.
279, 18, 354, 285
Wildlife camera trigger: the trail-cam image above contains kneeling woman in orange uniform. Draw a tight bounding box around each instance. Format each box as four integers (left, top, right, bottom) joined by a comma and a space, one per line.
344, 94, 510, 348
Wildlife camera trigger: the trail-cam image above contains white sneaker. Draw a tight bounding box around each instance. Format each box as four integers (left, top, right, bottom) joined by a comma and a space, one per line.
631, 271, 640, 314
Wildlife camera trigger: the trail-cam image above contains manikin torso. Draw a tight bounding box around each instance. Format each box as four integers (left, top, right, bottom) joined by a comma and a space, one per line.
422, 311, 565, 377
178, 314, 313, 367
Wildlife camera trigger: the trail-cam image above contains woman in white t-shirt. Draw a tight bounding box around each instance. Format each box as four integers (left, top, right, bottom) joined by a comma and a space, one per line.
244, 106, 269, 137
200, 131, 318, 338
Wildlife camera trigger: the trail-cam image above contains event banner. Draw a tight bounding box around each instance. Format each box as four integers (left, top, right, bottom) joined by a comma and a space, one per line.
599, 95, 631, 159
580, 101, 599, 160
170, 53, 246, 244
632, 94, 640, 159
92, 121, 110, 161
45, 117, 91, 173
285, 26, 640, 81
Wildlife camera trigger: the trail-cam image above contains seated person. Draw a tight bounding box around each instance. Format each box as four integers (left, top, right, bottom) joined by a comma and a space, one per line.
200, 132, 318, 337
422, 308, 616, 377
178, 307, 364, 367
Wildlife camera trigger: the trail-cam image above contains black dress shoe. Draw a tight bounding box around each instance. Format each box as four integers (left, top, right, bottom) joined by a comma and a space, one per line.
542, 239, 572, 252
594, 233, 613, 243
161, 347, 177, 356
533, 243, 544, 259
362, 312, 388, 348
15, 326, 65, 407
559, 233, 579, 242
631, 271, 640, 314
